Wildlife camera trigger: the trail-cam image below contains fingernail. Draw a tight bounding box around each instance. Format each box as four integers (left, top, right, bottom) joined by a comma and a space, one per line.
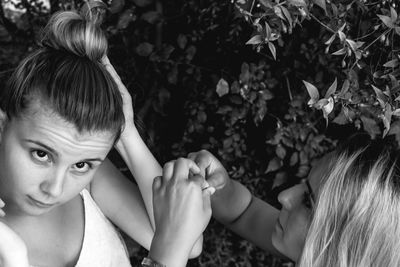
0, 209, 5, 217
206, 186, 216, 196
0, 199, 4, 207
201, 181, 210, 190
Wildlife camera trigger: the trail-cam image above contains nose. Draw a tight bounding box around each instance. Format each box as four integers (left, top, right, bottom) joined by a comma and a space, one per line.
40, 169, 66, 198
277, 185, 304, 210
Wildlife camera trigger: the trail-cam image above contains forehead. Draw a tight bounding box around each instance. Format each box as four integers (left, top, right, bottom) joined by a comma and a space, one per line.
307, 152, 334, 194
9, 103, 115, 152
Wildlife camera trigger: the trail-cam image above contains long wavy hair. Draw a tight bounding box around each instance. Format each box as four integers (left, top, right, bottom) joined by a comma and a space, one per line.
1, 10, 124, 138
297, 135, 400, 267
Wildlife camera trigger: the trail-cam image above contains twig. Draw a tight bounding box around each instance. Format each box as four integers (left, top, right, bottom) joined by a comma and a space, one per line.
309, 13, 335, 34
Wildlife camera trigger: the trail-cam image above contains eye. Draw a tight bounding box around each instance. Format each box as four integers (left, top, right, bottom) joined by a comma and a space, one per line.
72, 162, 92, 173
303, 192, 313, 209
31, 150, 51, 163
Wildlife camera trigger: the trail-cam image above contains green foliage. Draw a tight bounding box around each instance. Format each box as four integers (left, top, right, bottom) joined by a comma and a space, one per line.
0, 0, 398, 266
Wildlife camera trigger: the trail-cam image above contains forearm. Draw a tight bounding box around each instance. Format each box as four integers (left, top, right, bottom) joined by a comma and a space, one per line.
115, 128, 203, 257
211, 179, 253, 225
115, 126, 161, 229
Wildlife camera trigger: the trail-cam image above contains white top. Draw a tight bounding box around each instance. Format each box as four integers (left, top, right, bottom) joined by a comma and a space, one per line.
31, 189, 132, 267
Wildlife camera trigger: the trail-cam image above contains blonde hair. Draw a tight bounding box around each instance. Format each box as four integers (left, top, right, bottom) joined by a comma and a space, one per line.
298, 138, 400, 267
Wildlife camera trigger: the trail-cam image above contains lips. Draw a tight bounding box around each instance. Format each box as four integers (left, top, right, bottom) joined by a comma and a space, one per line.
276, 218, 284, 231
28, 196, 56, 208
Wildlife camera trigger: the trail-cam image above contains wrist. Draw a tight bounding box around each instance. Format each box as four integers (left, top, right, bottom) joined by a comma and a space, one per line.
115, 125, 140, 149
149, 233, 191, 267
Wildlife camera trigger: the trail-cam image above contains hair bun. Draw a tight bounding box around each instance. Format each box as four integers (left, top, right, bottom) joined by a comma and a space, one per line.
41, 11, 107, 61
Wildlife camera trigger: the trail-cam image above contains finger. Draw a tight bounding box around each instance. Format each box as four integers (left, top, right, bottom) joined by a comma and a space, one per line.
188, 151, 212, 178
202, 188, 213, 215
206, 171, 225, 190
190, 174, 205, 188
152, 176, 163, 192
162, 160, 175, 181
0, 198, 4, 208
0, 209, 5, 217
172, 158, 200, 182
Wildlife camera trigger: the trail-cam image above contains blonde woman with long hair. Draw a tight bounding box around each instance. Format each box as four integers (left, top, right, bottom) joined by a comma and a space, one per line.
187, 134, 400, 267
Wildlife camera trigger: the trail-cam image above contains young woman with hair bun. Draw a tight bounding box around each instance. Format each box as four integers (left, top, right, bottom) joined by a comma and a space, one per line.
0, 10, 212, 267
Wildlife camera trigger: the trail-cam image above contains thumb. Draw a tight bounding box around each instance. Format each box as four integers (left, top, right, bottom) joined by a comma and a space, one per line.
202, 186, 214, 212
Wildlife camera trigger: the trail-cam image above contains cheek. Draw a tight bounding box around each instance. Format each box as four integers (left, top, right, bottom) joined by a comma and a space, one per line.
58, 173, 95, 201
283, 210, 311, 257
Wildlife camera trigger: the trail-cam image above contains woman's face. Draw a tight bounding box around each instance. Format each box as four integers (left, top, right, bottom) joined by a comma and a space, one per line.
0, 103, 115, 217
271, 155, 329, 261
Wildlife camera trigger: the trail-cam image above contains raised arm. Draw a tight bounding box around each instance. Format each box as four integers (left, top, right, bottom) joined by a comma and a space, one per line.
188, 150, 282, 254
93, 57, 202, 256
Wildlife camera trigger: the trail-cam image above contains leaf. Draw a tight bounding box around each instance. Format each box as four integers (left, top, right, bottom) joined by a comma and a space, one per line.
324, 33, 336, 45
135, 42, 154, 56
266, 157, 282, 173
246, 35, 263, 45
216, 78, 229, 97
360, 116, 381, 138
265, 22, 272, 40
185, 45, 197, 62
280, 6, 292, 28
388, 121, 400, 146
333, 108, 348, 125
325, 78, 337, 98
332, 47, 347, 56
287, 0, 307, 7
259, 89, 274, 100
268, 42, 277, 60
313, 0, 326, 13
276, 145, 286, 159
381, 103, 392, 137
390, 7, 398, 22
339, 79, 350, 96
377, 14, 395, 29
393, 109, 400, 117
338, 23, 346, 32
109, 0, 125, 14
177, 34, 187, 49
132, 0, 153, 7
259, 0, 273, 8
383, 59, 399, 68
117, 9, 136, 29
141, 11, 161, 24
346, 39, 358, 52
322, 97, 334, 122
290, 152, 298, 166
272, 172, 288, 189
338, 31, 346, 42
274, 6, 285, 21
395, 27, 400, 36
303, 81, 319, 105
372, 85, 387, 108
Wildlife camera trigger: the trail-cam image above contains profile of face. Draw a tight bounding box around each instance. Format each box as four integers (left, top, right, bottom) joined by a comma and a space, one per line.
0, 100, 115, 217
271, 155, 330, 261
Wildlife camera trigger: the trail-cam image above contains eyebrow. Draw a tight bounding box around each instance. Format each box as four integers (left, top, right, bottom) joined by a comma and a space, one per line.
24, 139, 104, 163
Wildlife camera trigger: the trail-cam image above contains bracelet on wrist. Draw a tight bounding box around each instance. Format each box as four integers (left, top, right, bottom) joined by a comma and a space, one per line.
141, 257, 166, 267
